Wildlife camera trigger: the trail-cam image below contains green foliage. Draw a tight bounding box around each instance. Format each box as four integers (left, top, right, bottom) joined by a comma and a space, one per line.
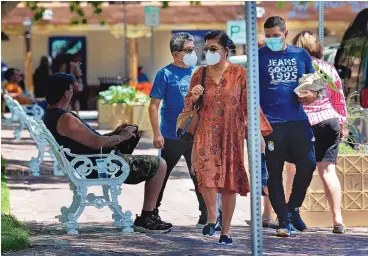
277, 1, 312, 8
1, 156, 9, 214
338, 142, 358, 154
162, 1, 201, 9
339, 91, 367, 154
26, 1, 105, 25
99, 86, 150, 105
1, 214, 30, 253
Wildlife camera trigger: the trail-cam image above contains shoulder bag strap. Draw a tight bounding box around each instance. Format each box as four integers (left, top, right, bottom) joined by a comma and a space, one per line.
194, 66, 207, 109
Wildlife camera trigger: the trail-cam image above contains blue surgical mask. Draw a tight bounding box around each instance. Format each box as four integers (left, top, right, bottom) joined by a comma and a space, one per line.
265, 37, 285, 51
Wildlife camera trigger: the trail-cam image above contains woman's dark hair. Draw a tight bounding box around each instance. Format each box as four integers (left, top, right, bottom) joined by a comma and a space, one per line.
39, 56, 50, 68
52, 52, 71, 73
204, 30, 236, 54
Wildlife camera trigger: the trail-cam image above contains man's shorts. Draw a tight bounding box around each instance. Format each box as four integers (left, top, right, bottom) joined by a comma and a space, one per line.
86, 154, 161, 184
120, 154, 161, 185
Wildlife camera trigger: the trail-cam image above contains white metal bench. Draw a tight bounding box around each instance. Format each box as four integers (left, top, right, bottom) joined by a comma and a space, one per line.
2, 91, 44, 140
16, 110, 134, 234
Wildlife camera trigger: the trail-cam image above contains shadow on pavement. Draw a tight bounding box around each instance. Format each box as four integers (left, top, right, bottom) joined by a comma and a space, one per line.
4, 222, 368, 256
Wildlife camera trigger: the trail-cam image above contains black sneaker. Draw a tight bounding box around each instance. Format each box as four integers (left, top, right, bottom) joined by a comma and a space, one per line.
290, 207, 307, 231
133, 214, 171, 234
202, 223, 217, 237
218, 235, 233, 245
153, 208, 173, 229
196, 211, 207, 228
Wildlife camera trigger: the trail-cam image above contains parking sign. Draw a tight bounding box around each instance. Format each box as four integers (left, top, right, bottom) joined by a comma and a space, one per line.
145, 6, 160, 27
227, 20, 246, 45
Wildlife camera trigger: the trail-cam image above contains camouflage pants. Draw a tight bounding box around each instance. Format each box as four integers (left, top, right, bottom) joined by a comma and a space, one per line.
118, 153, 161, 185
86, 153, 161, 185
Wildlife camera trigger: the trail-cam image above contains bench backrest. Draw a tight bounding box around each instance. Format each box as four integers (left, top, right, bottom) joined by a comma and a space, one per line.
12, 103, 130, 183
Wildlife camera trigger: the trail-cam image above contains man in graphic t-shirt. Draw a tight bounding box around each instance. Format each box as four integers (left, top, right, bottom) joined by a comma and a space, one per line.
148, 32, 207, 228
259, 16, 320, 237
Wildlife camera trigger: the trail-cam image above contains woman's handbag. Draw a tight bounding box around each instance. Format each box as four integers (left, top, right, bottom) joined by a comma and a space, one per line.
176, 67, 206, 143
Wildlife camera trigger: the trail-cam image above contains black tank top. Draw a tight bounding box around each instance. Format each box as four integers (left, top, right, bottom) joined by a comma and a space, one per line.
43, 108, 100, 155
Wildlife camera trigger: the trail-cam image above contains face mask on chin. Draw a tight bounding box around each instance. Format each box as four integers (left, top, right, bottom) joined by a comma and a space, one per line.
183, 52, 198, 66
205, 51, 222, 66
265, 37, 285, 51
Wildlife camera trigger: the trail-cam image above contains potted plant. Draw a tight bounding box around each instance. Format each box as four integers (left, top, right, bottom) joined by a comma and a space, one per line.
98, 86, 151, 131
301, 92, 368, 227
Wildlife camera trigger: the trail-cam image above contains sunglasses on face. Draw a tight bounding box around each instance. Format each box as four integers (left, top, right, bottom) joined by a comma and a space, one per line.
202, 46, 223, 53
180, 47, 198, 54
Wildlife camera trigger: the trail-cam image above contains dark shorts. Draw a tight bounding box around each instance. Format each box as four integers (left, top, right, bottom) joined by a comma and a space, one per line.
86, 154, 161, 185
312, 118, 340, 163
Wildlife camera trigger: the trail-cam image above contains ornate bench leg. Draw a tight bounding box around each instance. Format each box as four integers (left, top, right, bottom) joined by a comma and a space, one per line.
14, 118, 25, 140
109, 185, 133, 233
28, 142, 45, 176
102, 185, 111, 202
57, 184, 86, 235
28, 157, 40, 176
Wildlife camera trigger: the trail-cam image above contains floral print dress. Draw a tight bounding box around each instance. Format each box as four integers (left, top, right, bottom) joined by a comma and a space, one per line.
183, 63, 272, 196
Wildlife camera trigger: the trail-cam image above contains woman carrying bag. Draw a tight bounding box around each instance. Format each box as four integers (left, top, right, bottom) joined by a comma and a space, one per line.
181, 30, 272, 245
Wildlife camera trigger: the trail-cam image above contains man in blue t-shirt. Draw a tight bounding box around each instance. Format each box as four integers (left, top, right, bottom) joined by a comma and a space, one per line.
259, 16, 319, 237
148, 32, 207, 228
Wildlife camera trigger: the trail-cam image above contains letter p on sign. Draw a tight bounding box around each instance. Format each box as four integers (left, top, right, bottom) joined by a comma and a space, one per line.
227, 20, 246, 45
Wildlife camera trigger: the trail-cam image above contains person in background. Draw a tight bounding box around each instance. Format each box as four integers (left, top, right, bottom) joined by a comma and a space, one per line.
259, 16, 318, 237
43, 72, 171, 234
3, 68, 41, 103
148, 32, 207, 229
137, 66, 150, 83
33, 56, 52, 98
1, 61, 8, 84
256, 32, 276, 228
283, 30, 347, 234
1, 61, 8, 116
53, 53, 83, 114
186, 30, 272, 245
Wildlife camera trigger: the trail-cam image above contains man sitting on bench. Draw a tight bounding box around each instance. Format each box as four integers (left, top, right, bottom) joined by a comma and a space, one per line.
43, 72, 171, 234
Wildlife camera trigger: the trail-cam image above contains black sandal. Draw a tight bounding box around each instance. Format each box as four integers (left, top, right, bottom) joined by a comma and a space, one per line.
332, 225, 345, 234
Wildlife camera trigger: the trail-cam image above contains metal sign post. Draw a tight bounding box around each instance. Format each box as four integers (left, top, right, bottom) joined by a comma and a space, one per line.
246, 2, 262, 256
319, 1, 324, 44
145, 6, 160, 79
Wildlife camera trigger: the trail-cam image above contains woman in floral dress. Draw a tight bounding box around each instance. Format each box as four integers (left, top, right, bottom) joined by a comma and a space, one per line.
183, 30, 273, 245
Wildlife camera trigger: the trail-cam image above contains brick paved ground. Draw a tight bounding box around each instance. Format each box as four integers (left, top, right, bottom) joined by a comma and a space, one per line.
1, 121, 368, 256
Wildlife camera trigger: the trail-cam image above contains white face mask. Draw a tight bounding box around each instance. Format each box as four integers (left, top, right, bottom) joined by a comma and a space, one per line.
205, 51, 221, 65
183, 52, 198, 66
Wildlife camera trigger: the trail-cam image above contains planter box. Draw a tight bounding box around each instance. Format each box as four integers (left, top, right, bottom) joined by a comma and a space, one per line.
300, 154, 368, 227
132, 104, 153, 135
97, 101, 132, 130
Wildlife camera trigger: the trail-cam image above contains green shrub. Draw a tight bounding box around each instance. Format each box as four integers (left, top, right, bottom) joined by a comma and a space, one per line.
1, 214, 30, 253
98, 85, 150, 105
1, 156, 9, 213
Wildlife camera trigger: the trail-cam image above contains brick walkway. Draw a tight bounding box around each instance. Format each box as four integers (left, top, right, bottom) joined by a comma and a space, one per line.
1, 122, 368, 255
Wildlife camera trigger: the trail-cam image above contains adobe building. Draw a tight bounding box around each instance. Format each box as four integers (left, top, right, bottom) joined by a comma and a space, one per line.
2, 1, 367, 109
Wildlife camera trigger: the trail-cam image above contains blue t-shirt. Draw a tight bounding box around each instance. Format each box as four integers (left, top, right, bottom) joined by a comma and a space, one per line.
259, 45, 315, 124
150, 64, 196, 139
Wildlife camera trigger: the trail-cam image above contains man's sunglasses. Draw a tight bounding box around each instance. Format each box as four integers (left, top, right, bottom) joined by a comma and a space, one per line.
179, 47, 198, 54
